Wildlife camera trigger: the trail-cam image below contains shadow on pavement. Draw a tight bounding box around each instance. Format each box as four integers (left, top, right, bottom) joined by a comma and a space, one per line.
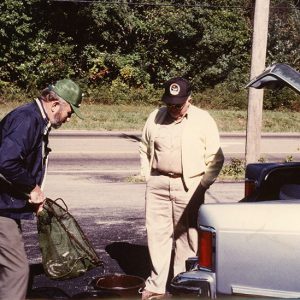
27, 263, 45, 292
121, 133, 141, 142
105, 242, 175, 292
27, 264, 70, 299
105, 242, 151, 279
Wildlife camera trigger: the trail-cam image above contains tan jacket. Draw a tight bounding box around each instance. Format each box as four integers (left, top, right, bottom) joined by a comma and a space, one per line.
139, 105, 224, 189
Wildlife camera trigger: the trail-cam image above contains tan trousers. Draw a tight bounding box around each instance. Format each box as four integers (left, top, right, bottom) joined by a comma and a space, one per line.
144, 174, 205, 294
0, 217, 29, 300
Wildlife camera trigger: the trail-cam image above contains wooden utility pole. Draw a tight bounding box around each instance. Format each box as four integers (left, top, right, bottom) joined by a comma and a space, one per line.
245, 0, 270, 164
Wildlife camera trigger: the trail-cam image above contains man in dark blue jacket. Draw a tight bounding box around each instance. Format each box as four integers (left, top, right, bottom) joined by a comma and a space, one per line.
0, 79, 83, 300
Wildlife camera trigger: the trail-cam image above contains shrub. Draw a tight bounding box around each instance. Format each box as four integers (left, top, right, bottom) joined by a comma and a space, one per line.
220, 158, 245, 180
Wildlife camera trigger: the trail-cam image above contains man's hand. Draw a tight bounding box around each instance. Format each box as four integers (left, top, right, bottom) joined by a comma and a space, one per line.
29, 185, 45, 213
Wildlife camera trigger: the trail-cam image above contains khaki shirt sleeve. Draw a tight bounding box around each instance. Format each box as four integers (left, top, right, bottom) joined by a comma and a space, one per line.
138, 112, 154, 180
139, 137, 151, 179
200, 115, 225, 189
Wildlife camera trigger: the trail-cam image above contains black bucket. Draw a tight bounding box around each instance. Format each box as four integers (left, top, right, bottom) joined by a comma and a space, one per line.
92, 274, 145, 297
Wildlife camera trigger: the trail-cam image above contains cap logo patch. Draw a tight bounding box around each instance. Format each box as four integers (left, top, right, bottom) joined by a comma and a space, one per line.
169, 83, 180, 96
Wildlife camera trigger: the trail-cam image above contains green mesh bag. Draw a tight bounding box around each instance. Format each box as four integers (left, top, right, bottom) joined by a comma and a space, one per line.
37, 198, 103, 280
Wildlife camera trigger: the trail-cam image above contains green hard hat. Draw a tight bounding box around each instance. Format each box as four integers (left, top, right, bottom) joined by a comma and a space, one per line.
50, 79, 83, 119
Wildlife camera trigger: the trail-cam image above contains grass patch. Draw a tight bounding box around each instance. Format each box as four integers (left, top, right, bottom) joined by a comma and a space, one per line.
1, 102, 300, 132
126, 174, 146, 183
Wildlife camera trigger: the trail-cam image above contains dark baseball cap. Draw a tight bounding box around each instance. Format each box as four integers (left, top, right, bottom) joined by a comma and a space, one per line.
49, 79, 83, 119
162, 77, 192, 104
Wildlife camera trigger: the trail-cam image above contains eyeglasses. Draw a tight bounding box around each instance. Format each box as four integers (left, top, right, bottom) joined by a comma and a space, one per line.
166, 103, 185, 110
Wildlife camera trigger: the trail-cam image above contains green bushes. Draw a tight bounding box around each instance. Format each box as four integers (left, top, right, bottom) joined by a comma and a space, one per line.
85, 81, 161, 106
0, 0, 252, 104
192, 84, 249, 110
2, 78, 300, 112
220, 158, 245, 180
1, 0, 300, 110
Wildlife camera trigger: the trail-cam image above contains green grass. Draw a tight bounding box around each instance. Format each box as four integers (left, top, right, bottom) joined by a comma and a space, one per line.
1, 101, 300, 132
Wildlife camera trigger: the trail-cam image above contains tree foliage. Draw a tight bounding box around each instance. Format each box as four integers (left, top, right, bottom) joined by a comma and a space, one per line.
83, 0, 252, 90
263, 0, 300, 110
0, 0, 300, 109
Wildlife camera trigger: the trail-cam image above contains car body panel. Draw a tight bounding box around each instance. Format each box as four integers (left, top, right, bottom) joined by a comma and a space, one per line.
199, 202, 300, 297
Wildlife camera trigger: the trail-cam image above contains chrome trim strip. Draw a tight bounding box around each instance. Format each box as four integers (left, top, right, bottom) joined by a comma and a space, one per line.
232, 285, 300, 298
199, 225, 216, 234
171, 270, 217, 298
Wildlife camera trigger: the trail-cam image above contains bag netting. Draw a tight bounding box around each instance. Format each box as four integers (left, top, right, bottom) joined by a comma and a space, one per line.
37, 198, 103, 280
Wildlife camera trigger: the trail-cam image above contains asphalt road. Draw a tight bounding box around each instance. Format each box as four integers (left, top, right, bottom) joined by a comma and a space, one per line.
22, 130, 299, 298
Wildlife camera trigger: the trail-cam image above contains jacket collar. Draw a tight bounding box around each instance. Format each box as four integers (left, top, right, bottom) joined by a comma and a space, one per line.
35, 98, 51, 135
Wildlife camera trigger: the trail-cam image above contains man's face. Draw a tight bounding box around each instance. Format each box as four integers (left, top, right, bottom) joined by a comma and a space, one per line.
51, 100, 73, 129
166, 98, 190, 120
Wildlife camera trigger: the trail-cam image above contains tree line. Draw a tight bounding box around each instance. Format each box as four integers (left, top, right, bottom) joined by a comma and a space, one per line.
1, 0, 300, 109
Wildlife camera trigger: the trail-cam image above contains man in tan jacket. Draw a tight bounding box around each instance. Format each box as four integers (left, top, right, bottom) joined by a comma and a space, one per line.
139, 77, 224, 299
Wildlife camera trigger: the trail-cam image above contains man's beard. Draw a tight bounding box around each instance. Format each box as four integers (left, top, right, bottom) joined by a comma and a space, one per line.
51, 111, 63, 129
52, 122, 62, 129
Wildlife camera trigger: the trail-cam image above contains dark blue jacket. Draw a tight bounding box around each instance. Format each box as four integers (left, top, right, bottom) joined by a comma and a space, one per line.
0, 100, 51, 219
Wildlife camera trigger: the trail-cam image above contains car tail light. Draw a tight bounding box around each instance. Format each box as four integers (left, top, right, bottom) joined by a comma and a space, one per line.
245, 179, 256, 197
198, 226, 215, 271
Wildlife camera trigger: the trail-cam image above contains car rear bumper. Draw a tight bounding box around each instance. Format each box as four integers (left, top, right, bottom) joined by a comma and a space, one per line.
170, 269, 216, 298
